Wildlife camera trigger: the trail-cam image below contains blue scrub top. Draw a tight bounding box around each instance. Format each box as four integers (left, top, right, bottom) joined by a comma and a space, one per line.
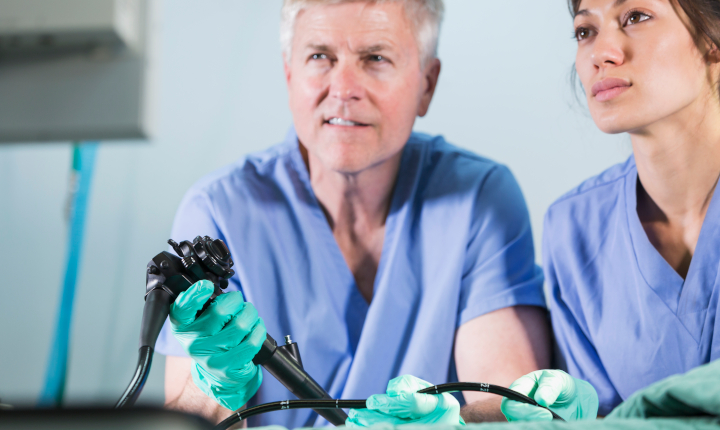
156, 128, 545, 427
544, 156, 720, 416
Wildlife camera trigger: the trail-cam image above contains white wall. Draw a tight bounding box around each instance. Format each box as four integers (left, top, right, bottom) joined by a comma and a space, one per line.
0, 0, 631, 406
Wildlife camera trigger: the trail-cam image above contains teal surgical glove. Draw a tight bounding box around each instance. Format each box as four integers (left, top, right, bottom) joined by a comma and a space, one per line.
501, 370, 598, 422
346, 375, 465, 427
170, 280, 266, 411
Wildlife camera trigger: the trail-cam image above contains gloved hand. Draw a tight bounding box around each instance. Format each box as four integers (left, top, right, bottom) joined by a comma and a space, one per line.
170, 280, 266, 411
346, 375, 465, 427
501, 370, 598, 422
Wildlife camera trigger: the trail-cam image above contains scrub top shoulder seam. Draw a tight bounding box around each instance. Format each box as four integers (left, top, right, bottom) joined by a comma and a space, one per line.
548, 156, 635, 212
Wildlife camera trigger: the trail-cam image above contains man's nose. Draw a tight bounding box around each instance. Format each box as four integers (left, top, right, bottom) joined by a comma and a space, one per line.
329, 61, 364, 102
591, 28, 625, 70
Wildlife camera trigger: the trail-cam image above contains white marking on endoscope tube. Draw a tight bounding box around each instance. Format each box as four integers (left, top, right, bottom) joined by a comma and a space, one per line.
282, 400, 290, 410
434, 385, 438, 394
336, 399, 339, 408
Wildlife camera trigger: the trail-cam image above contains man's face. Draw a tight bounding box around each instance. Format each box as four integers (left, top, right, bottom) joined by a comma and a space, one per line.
285, 2, 439, 174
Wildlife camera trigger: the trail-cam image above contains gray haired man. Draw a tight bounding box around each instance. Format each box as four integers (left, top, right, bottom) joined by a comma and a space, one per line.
162, 0, 550, 426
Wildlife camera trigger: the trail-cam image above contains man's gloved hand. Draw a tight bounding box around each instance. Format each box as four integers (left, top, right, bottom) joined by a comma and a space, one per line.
346, 375, 465, 427
501, 369, 598, 422
170, 280, 266, 411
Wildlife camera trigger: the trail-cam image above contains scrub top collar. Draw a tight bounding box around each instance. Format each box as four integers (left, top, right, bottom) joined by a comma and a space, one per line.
625, 158, 719, 341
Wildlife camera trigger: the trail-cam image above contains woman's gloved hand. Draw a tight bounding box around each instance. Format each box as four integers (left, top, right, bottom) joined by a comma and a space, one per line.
500, 369, 598, 422
170, 280, 266, 411
346, 375, 465, 427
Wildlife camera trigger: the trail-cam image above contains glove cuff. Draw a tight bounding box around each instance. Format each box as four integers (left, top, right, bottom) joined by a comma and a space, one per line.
191, 361, 263, 411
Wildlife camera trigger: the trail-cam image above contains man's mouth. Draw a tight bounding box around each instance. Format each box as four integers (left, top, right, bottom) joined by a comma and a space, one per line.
325, 117, 369, 127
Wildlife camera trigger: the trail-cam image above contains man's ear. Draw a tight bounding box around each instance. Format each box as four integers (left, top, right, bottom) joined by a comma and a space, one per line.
418, 58, 441, 117
283, 54, 292, 86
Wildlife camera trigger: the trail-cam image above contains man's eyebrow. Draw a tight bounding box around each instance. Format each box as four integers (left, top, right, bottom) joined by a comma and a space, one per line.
357, 44, 393, 55
576, 0, 628, 17
302, 43, 395, 54
304, 43, 332, 52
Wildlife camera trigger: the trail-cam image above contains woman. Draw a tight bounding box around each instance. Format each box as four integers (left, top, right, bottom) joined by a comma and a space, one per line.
348, 0, 720, 424
502, 0, 720, 420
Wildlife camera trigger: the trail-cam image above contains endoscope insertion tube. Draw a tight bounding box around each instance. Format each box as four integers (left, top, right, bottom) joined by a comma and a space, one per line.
213, 382, 565, 430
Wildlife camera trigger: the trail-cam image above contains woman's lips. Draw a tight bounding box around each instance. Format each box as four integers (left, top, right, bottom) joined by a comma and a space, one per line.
591, 78, 632, 102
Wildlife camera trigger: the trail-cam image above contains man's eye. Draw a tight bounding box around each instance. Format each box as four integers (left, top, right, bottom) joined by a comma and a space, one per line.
368, 55, 385, 62
625, 11, 651, 26
311, 53, 328, 60
574, 27, 593, 41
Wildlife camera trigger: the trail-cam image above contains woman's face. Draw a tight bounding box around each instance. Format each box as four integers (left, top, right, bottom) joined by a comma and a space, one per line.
574, 0, 716, 134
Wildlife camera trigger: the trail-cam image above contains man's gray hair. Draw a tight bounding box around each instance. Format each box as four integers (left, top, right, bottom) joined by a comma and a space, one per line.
280, 0, 444, 66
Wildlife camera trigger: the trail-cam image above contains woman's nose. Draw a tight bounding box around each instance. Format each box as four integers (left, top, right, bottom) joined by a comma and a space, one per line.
591, 29, 625, 70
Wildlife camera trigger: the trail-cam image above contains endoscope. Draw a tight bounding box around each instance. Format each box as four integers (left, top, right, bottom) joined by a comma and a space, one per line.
116, 236, 564, 427
115, 236, 347, 425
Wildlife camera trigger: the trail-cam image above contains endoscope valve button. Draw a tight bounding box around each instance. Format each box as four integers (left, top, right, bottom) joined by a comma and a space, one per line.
284, 335, 292, 345
160, 260, 169, 270
147, 266, 159, 275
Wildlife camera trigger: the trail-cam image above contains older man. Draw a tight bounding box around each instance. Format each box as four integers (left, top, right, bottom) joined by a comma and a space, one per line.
158, 0, 550, 427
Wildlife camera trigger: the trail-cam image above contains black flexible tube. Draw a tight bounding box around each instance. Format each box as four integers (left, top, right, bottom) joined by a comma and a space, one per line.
115, 346, 153, 408
253, 335, 347, 425
214, 399, 367, 430
416, 382, 565, 421
214, 382, 566, 430
116, 288, 171, 408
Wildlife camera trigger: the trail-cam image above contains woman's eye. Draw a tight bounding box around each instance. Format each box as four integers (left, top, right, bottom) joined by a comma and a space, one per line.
575, 27, 593, 41
625, 11, 650, 26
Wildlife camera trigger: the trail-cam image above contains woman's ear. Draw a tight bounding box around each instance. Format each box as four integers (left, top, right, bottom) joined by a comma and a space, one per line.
706, 45, 720, 64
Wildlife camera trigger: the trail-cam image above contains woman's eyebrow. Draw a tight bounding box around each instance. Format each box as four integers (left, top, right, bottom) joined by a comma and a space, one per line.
576, 0, 629, 17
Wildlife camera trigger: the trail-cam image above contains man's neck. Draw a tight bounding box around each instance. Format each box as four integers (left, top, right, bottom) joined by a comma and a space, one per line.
299, 142, 403, 303
302, 146, 402, 231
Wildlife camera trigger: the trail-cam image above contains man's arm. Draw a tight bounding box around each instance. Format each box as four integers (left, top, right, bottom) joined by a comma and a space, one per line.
455, 305, 551, 423
165, 356, 239, 426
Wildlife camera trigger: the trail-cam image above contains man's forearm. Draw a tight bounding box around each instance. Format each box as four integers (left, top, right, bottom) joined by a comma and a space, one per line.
165, 377, 238, 426
460, 397, 507, 423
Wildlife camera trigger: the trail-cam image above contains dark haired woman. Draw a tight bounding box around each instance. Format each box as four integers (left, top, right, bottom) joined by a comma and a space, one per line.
501, 0, 720, 421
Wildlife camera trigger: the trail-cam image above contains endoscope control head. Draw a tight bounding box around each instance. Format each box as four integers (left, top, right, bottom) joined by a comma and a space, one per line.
145, 236, 235, 302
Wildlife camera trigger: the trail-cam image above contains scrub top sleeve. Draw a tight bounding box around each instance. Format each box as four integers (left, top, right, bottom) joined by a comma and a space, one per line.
154, 189, 223, 358
457, 165, 545, 328
542, 213, 623, 416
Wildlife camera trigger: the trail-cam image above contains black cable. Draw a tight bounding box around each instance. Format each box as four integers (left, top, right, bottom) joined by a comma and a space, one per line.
214, 399, 367, 430
214, 382, 565, 430
417, 383, 565, 421
115, 346, 153, 408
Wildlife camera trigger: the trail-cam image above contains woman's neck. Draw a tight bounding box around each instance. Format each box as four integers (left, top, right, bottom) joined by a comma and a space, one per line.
631, 94, 720, 223
630, 94, 720, 275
